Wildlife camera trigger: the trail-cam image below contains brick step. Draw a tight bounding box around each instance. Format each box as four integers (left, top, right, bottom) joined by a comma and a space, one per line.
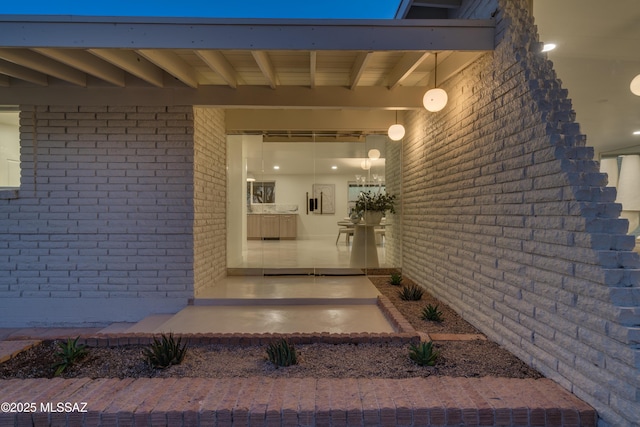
0, 377, 596, 426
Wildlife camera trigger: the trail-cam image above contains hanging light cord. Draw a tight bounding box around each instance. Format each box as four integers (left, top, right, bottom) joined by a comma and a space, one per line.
434, 52, 438, 88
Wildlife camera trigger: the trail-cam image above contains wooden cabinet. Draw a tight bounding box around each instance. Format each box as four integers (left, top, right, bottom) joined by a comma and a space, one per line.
246, 214, 297, 240
247, 215, 262, 240
279, 215, 297, 239
261, 215, 280, 238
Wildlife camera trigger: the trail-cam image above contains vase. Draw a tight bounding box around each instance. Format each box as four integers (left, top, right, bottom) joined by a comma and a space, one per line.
363, 211, 383, 225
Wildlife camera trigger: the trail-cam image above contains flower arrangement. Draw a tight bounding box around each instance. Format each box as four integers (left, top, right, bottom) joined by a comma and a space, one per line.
355, 191, 396, 215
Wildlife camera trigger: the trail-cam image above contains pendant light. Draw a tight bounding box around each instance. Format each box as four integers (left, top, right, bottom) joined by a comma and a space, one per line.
631, 74, 640, 96
387, 111, 405, 141
368, 148, 381, 160
423, 52, 448, 112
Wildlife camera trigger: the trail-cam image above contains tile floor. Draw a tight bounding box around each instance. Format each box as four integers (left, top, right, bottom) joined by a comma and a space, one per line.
229, 236, 390, 269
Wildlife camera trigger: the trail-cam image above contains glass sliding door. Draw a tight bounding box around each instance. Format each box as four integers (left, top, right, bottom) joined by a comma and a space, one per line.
227, 129, 402, 276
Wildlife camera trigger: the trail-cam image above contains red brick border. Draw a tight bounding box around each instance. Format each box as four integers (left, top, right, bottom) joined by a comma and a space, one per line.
0, 377, 597, 426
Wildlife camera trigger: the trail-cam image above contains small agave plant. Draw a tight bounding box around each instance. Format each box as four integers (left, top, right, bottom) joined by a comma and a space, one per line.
266, 338, 298, 367
398, 284, 424, 301
421, 304, 443, 322
144, 333, 188, 369
409, 342, 439, 367
52, 337, 88, 376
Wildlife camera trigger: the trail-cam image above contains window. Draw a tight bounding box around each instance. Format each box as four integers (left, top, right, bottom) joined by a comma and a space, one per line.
247, 181, 276, 204
0, 110, 20, 188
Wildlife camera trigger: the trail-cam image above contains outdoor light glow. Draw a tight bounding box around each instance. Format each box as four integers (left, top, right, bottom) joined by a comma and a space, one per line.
423, 88, 448, 112
542, 43, 556, 52
631, 74, 640, 96
387, 124, 405, 141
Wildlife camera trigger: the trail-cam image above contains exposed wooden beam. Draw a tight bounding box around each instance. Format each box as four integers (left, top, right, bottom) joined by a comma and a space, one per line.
0, 58, 48, 86
195, 50, 237, 88
0, 17, 496, 51
0, 49, 86, 86
137, 49, 199, 88
350, 52, 373, 90
0, 85, 427, 109
310, 51, 317, 89
394, 0, 414, 19
88, 49, 164, 87
32, 48, 126, 87
387, 51, 430, 89
251, 51, 279, 89
412, 0, 462, 8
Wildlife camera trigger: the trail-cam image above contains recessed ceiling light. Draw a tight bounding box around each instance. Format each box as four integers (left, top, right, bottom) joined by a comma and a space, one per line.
331, 165, 338, 170
273, 165, 280, 170
542, 43, 556, 53
633, 131, 640, 135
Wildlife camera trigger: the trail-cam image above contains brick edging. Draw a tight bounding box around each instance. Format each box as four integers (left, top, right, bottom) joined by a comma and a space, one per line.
0, 377, 597, 427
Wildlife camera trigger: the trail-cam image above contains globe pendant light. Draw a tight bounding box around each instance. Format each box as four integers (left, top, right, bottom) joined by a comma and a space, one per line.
631, 74, 640, 96
387, 110, 405, 141
423, 52, 448, 112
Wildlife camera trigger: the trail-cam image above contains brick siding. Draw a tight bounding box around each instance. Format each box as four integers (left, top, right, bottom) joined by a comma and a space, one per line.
193, 108, 227, 296
0, 106, 197, 324
397, 0, 640, 425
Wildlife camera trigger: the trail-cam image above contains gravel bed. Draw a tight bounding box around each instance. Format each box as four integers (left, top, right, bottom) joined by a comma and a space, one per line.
0, 276, 542, 380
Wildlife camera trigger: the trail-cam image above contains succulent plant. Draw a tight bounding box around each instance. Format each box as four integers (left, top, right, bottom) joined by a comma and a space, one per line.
409, 342, 439, 367
389, 272, 403, 286
421, 304, 443, 322
144, 333, 188, 369
53, 337, 88, 376
398, 284, 424, 301
266, 338, 298, 367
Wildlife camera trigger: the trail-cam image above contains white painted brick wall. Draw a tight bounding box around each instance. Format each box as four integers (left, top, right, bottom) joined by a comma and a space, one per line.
0, 105, 197, 325
395, 0, 640, 425
193, 108, 227, 297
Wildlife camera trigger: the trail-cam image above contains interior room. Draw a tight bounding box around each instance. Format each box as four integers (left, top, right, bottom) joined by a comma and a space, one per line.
225, 116, 401, 274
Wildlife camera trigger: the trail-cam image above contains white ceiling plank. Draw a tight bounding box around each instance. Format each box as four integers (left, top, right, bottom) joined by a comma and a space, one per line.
0, 58, 48, 86
387, 51, 431, 89
33, 48, 126, 87
251, 51, 279, 89
349, 52, 373, 90
310, 51, 317, 89
417, 51, 481, 86
195, 50, 238, 88
88, 49, 164, 87
137, 49, 199, 88
0, 49, 86, 86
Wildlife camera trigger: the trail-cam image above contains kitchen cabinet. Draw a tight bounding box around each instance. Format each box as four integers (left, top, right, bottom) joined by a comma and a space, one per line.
247, 214, 262, 240
246, 214, 297, 240
261, 215, 280, 238
279, 215, 297, 239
